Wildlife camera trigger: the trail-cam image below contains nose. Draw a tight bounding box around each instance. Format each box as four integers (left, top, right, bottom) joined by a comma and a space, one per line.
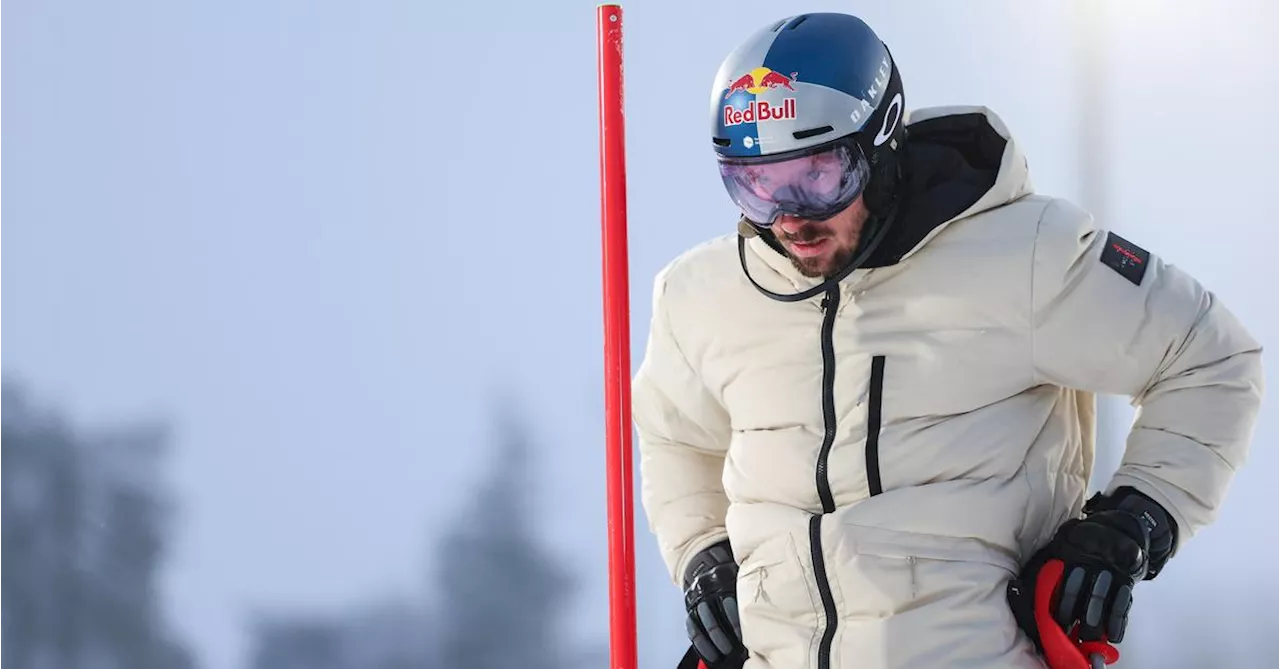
776, 214, 807, 234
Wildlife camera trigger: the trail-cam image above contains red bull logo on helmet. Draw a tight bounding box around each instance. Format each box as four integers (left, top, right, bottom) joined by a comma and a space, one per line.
723, 67, 798, 98
722, 67, 799, 127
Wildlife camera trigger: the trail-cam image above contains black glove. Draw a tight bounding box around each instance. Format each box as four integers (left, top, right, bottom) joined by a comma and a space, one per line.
680, 540, 746, 669
1009, 487, 1177, 651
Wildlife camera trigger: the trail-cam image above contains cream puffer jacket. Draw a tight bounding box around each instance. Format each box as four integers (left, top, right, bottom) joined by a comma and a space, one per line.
633, 106, 1264, 669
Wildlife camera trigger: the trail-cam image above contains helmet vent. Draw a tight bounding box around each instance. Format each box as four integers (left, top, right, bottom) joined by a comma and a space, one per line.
712, 137, 732, 147
770, 19, 787, 31
784, 15, 808, 30
793, 125, 834, 140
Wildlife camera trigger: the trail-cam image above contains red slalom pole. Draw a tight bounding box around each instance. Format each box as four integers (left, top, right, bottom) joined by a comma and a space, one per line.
597, 5, 637, 669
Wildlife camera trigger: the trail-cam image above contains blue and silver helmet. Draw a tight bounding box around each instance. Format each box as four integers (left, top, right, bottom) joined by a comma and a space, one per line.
710, 13, 906, 227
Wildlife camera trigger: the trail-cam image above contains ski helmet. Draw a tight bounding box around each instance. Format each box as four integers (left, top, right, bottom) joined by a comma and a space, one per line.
710, 13, 906, 230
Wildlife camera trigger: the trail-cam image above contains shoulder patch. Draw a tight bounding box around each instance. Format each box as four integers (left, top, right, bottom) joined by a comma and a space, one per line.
1100, 231, 1149, 286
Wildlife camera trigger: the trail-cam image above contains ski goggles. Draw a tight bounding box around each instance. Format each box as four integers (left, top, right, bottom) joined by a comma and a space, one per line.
718, 142, 871, 228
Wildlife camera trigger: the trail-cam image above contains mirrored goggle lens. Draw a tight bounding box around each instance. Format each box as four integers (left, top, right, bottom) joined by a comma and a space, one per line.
718, 143, 870, 227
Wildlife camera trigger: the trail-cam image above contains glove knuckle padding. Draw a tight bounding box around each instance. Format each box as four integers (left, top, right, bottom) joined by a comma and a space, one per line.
723, 595, 742, 640
1056, 567, 1086, 627
1083, 570, 1110, 629
1108, 584, 1132, 642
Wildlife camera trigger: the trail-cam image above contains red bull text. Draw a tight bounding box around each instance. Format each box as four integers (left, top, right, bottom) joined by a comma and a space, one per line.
721, 68, 800, 127
723, 98, 797, 127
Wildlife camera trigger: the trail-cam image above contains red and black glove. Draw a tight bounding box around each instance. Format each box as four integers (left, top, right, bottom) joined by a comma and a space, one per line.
1008, 488, 1177, 667
677, 540, 747, 669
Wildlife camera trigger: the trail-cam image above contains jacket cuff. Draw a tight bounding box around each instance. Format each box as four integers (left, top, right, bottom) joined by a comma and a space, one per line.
675, 532, 731, 588
682, 538, 735, 588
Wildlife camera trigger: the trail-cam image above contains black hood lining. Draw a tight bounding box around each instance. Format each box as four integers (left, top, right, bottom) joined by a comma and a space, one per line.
862, 112, 1008, 267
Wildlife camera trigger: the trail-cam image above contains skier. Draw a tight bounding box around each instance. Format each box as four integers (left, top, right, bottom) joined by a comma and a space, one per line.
632, 12, 1263, 669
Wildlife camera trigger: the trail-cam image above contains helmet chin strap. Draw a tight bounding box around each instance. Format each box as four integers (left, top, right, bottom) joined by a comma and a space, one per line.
736, 201, 897, 304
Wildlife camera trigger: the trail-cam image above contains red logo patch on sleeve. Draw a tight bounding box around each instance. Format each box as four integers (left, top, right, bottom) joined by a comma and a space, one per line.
1100, 232, 1149, 286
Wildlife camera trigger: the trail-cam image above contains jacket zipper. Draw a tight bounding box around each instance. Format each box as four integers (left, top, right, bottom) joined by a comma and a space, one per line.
812, 292, 888, 669
811, 288, 840, 669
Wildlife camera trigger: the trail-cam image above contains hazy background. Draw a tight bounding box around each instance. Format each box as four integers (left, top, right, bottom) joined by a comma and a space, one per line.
3, 1, 1276, 668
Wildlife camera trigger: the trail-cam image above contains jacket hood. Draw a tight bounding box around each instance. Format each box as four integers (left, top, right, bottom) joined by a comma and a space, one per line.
744, 105, 1034, 288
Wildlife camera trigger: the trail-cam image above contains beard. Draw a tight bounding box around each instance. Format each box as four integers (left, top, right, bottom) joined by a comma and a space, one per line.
776, 226, 856, 279
789, 244, 855, 278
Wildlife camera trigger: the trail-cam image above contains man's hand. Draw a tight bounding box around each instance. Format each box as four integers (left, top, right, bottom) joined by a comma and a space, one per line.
1009, 488, 1177, 653
682, 540, 746, 669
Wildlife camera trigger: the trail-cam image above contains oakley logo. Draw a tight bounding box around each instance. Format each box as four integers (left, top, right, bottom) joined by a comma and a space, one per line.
874, 92, 903, 147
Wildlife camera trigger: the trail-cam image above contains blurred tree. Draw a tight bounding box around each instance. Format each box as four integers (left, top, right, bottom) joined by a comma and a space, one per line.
244, 616, 349, 669
243, 599, 430, 669
238, 394, 604, 669
430, 398, 580, 669
1, 377, 197, 669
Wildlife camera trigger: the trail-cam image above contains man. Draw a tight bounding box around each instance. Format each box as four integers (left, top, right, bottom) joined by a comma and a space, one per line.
632, 12, 1264, 669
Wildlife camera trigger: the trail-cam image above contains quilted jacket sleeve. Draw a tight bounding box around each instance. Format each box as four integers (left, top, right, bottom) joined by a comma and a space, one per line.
633, 265, 733, 585
1030, 197, 1265, 553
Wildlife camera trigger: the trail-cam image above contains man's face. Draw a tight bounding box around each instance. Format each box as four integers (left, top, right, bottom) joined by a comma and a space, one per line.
729, 148, 870, 278
771, 197, 869, 278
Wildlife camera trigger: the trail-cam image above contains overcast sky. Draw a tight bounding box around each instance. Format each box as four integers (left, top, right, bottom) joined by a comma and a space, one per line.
4, 1, 1276, 668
